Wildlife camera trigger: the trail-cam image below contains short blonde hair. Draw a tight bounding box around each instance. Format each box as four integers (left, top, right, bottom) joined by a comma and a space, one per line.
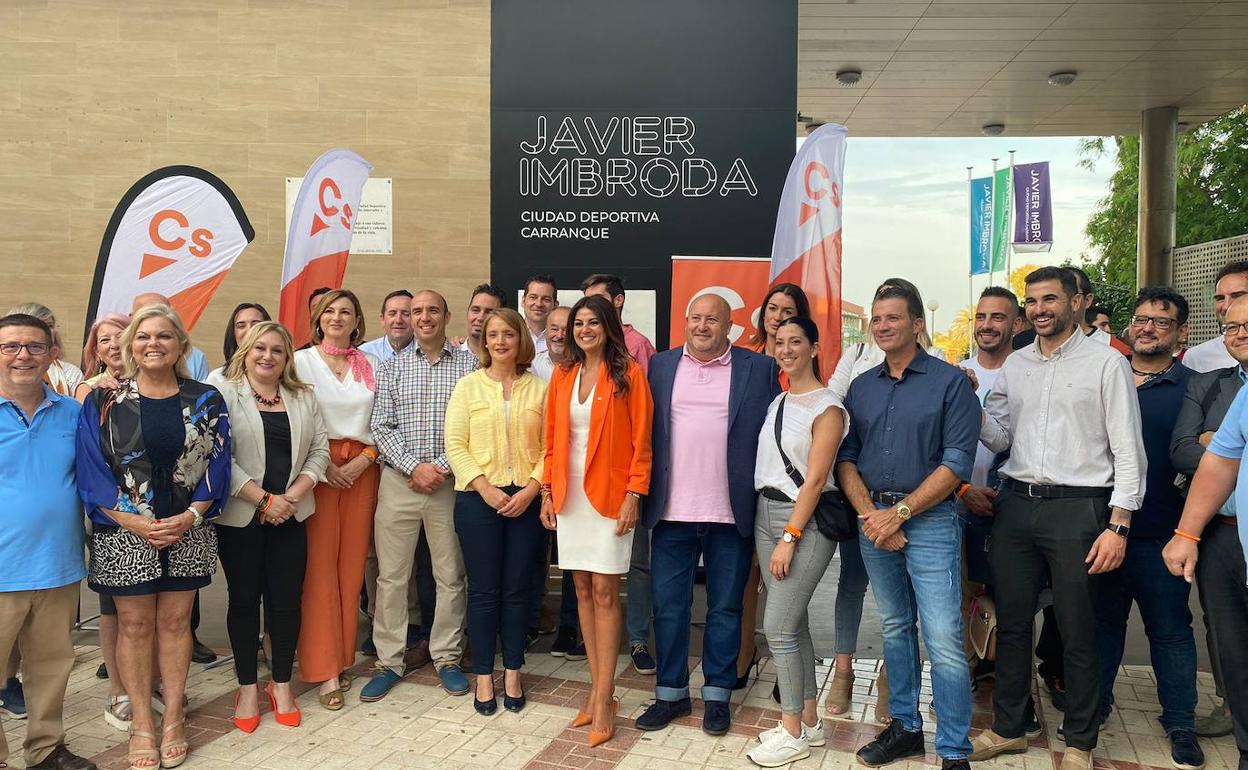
120, 305, 191, 380
479, 308, 535, 375
224, 321, 309, 391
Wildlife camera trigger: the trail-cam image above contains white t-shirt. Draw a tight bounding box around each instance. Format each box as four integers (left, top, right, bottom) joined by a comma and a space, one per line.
293, 348, 379, 444
46, 360, 84, 397
1184, 336, 1236, 373
960, 356, 1005, 488
754, 388, 849, 500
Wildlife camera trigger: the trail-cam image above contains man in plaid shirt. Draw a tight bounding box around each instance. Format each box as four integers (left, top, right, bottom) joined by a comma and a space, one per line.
361, 289, 479, 702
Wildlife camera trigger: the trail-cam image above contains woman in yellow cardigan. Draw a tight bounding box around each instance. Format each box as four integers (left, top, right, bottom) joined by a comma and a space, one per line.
445, 308, 547, 716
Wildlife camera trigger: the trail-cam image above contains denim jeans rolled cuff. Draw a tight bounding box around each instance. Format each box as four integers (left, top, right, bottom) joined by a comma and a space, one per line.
859, 501, 972, 759
834, 536, 869, 656
626, 526, 652, 645
756, 496, 835, 714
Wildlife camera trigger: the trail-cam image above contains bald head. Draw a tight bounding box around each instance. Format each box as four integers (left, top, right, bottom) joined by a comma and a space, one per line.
410, 289, 449, 347
132, 292, 171, 312
685, 293, 732, 361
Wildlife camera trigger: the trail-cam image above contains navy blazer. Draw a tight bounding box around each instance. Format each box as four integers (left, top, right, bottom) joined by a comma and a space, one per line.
643, 346, 781, 538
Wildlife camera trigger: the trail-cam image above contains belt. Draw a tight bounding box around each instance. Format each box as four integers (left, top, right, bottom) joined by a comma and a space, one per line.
760, 487, 793, 503
1003, 478, 1111, 499
870, 491, 909, 507
1218, 515, 1237, 525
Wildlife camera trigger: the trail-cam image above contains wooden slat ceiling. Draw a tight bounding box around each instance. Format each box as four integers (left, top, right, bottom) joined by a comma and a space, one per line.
798, 0, 1248, 136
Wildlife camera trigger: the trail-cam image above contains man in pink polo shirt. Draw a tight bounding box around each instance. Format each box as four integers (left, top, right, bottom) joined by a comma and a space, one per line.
581, 273, 661, 674
635, 294, 781, 736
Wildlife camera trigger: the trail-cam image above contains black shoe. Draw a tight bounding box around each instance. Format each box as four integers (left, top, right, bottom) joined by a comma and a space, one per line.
361, 634, 377, 656
630, 643, 657, 675
565, 640, 587, 661
474, 695, 498, 716
1169, 728, 1206, 770
27, 744, 97, 770
772, 681, 780, 703
942, 760, 971, 770
1042, 671, 1067, 712
703, 700, 731, 736
856, 720, 926, 767
504, 692, 527, 713
525, 629, 540, 650
973, 658, 996, 682
550, 627, 577, 657
635, 697, 692, 731
95, 662, 108, 680
190, 636, 217, 664
733, 651, 760, 690
1025, 700, 1043, 739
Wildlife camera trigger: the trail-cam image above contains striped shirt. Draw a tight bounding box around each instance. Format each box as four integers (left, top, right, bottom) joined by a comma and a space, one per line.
371, 341, 478, 475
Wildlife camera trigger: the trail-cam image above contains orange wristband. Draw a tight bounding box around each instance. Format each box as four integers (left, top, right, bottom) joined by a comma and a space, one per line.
783, 524, 803, 540
956, 483, 971, 498
361, 447, 378, 462
1173, 529, 1201, 543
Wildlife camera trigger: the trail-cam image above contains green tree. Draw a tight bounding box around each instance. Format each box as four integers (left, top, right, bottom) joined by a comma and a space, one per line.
1077, 106, 1248, 325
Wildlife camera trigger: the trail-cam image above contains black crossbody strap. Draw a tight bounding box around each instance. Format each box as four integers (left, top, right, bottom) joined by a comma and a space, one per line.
773, 395, 806, 489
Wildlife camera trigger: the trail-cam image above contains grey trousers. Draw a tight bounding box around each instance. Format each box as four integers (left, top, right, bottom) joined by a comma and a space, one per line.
755, 496, 835, 715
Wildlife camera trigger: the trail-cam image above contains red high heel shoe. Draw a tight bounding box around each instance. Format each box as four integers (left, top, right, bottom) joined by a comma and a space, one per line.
266, 682, 301, 727
232, 690, 260, 734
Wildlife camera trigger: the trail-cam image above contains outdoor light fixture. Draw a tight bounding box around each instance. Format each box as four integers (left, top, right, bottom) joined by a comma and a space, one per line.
981, 123, 1006, 136
1047, 70, 1078, 87
797, 112, 814, 124
835, 69, 862, 87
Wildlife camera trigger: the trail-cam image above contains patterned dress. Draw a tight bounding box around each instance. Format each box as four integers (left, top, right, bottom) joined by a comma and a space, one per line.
76, 378, 232, 595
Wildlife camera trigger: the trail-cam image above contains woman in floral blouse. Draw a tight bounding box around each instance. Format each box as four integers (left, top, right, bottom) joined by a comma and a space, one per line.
76, 304, 231, 770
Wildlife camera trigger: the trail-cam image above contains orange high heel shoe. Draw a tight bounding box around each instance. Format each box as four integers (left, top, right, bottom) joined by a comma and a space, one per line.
232, 690, 260, 734
587, 698, 619, 748
266, 682, 302, 727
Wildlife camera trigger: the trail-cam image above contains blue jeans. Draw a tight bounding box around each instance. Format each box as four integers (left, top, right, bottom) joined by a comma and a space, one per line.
452, 489, 546, 674
835, 535, 869, 655
1096, 536, 1196, 732
859, 502, 972, 759
626, 527, 652, 645
650, 520, 753, 703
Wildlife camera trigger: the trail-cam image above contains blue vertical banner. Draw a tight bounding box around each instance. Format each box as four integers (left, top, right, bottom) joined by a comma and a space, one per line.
969, 176, 993, 275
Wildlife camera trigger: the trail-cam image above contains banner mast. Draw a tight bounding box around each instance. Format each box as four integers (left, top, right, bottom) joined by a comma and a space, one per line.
989, 157, 999, 287
967, 166, 975, 359
1007, 149, 1016, 281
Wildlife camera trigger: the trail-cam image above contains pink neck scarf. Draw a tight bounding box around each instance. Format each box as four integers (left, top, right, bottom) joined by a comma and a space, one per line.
320, 343, 375, 391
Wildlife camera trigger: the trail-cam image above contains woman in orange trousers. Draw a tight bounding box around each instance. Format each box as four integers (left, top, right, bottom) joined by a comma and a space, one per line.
293, 289, 381, 709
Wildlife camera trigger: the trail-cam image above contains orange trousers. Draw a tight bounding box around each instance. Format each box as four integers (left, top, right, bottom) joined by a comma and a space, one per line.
298, 438, 379, 683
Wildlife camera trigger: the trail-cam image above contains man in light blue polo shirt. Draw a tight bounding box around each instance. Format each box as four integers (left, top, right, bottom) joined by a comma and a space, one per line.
0, 313, 95, 770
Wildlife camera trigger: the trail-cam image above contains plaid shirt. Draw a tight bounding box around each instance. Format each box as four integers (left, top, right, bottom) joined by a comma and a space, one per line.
371, 340, 479, 475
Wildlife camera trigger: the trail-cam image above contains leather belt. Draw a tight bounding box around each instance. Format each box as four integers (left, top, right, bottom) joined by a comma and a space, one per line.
1003, 478, 1111, 499
1218, 515, 1237, 525
760, 487, 793, 503
870, 491, 909, 507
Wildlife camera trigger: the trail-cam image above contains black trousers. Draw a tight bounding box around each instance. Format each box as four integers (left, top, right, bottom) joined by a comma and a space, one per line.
1196, 519, 1248, 761
215, 519, 307, 684
990, 489, 1107, 751
453, 488, 546, 674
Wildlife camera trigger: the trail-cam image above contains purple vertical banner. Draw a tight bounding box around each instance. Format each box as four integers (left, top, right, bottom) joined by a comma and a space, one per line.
970, 176, 992, 275
1012, 161, 1053, 253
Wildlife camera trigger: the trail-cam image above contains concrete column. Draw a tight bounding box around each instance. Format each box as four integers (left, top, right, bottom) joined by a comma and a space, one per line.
1137, 106, 1178, 287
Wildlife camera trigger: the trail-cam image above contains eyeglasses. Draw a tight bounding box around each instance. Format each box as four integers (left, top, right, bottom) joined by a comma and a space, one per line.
1130, 315, 1177, 330
0, 342, 50, 356
1222, 322, 1248, 337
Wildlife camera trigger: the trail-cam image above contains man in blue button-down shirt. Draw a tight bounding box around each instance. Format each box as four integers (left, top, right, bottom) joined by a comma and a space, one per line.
836, 287, 981, 770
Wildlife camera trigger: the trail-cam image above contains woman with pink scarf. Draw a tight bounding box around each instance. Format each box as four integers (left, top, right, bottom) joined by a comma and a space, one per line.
293, 289, 381, 710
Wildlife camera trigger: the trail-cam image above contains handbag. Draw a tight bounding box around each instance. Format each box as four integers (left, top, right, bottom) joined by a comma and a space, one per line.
967, 593, 998, 662
773, 395, 857, 542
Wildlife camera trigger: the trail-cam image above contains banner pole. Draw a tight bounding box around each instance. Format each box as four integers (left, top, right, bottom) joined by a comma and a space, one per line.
967, 166, 975, 360
990, 157, 999, 287
1007, 150, 1016, 282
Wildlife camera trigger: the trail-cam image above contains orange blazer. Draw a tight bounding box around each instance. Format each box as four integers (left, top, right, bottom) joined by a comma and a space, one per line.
543, 360, 653, 519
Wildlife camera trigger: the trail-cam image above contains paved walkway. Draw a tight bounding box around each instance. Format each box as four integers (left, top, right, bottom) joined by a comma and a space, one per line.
0, 643, 1236, 770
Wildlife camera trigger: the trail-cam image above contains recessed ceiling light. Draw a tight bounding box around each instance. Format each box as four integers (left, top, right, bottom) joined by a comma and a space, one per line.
1047, 70, 1078, 87
835, 69, 862, 87
982, 123, 1006, 136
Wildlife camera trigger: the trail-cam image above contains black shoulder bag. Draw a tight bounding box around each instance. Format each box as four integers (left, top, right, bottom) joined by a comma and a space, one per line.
773, 395, 857, 541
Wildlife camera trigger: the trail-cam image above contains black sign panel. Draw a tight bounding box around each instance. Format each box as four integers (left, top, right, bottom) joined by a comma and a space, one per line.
490, 0, 797, 349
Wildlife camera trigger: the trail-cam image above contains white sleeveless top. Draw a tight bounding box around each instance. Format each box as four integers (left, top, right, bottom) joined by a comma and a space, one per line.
754, 388, 849, 499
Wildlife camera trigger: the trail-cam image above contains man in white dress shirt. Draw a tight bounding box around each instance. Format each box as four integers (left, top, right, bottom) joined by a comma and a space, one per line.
970, 267, 1145, 770
530, 306, 569, 383
1183, 261, 1248, 373
459, 284, 505, 361
522, 275, 557, 356
359, 290, 414, 362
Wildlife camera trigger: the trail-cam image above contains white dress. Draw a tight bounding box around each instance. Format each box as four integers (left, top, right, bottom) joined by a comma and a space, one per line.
555, 367, 634, 574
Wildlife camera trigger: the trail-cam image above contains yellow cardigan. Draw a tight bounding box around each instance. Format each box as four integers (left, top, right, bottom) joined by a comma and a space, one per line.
445, 369, 548, 491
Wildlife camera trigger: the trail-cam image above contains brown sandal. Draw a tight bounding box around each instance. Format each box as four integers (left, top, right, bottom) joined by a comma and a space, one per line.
160, 719, 188, 768
825, 667, 856, 719
338, 673, 354, 692
319, 687, 344, 711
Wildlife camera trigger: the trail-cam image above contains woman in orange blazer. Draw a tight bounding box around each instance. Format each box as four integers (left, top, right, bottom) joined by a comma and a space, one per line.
541, 294, 653, 748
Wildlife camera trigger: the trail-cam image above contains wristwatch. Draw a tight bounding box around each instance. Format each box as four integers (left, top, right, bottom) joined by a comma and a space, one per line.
782, 525, 803, 543
189, 509, 204, 528
895, 503, 913, 522
1107, 523, 1130, 538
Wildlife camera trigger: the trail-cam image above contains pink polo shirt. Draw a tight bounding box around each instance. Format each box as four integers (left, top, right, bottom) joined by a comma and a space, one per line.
623, 324, 656, 375
663, 345, 734, 524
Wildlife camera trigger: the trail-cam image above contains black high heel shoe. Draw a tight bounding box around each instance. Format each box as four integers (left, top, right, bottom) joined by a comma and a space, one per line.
733, 650, 761, 690
504, 691, 526, 713
474, 694, 498, 715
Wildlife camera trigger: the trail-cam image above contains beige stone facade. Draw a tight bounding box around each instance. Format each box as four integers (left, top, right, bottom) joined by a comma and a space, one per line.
0, 0, 489, 368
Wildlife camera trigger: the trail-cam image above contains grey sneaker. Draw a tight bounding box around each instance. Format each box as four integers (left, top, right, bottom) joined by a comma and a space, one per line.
1195, 700, 1233, 738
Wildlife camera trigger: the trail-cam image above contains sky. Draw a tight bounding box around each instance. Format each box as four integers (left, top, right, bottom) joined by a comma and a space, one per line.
836, 135, 1116, 333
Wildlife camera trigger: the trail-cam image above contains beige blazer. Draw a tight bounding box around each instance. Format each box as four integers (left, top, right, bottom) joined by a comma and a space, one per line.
215, 377, 331, 527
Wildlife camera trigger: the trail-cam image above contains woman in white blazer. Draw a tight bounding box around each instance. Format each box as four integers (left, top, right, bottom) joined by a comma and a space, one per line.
214, 321, 329, 733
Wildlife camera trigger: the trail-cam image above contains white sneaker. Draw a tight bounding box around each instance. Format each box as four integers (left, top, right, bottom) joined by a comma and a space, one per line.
748, 727, 811, 767
758, 718, 826, 747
